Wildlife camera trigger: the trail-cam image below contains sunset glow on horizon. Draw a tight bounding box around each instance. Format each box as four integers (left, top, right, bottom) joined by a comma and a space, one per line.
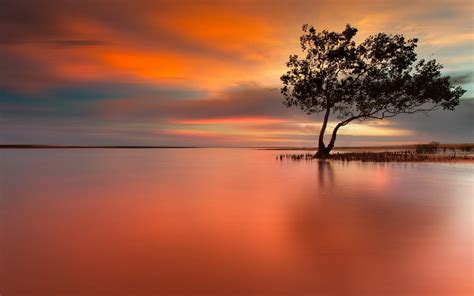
1, 0, 472, 146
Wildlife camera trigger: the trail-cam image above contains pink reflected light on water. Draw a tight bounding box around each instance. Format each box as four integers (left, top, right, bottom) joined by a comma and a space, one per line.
1, 149, 473, 295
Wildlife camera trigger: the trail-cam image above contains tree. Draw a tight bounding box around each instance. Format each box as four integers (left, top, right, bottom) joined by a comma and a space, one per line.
281, 24, 465, 158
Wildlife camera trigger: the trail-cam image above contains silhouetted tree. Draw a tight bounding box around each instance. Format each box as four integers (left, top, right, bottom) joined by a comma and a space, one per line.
281, 24, 465, 158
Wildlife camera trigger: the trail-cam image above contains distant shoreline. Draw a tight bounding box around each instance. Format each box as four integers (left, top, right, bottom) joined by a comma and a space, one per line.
0, 143, 473, 150
0, 145, 199, 149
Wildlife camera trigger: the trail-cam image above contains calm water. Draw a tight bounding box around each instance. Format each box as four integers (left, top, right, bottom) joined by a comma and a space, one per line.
1, 149, 473, 296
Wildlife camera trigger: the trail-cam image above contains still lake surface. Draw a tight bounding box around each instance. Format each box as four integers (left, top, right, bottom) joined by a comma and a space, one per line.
1, 148, 473, 295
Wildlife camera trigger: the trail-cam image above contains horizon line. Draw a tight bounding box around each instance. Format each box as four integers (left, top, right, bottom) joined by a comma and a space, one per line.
1, 143, 473, 150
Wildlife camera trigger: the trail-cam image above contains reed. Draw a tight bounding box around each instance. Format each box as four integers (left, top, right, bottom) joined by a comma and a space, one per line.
276, 151, 473, 162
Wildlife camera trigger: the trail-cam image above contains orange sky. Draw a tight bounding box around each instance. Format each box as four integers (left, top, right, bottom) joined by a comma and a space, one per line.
0, 0, 472, 146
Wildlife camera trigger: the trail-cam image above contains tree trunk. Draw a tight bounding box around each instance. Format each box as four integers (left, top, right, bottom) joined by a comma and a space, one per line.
315, 146, 331, 159
316, 120, 345, 159
318, 107, 331, 148
315, 107, 331, 159
327, 124, 342, 152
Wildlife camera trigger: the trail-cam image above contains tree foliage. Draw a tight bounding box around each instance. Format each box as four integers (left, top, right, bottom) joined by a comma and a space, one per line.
281, 24, 465, 157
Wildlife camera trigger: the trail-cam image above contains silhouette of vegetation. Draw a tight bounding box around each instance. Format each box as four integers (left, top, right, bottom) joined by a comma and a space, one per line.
281, 24, 466, 158
415, 141, 439, 154
276, 151, 472, 162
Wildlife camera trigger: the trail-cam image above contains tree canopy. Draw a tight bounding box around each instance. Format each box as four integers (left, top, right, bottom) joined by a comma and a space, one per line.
281, 24, 465, 157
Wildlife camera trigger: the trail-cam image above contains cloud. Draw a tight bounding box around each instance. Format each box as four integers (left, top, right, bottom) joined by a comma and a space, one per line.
2, 82, 472, 146
0, 0, 472, 145
49, 39, 104, 47
450, 72, 473, 85
391, 99, 474, 143
2, 0, 470, 91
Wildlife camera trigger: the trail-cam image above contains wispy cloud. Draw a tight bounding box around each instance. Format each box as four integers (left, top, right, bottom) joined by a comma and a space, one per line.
0, 0, 472, 145
48, 39, 104, 47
